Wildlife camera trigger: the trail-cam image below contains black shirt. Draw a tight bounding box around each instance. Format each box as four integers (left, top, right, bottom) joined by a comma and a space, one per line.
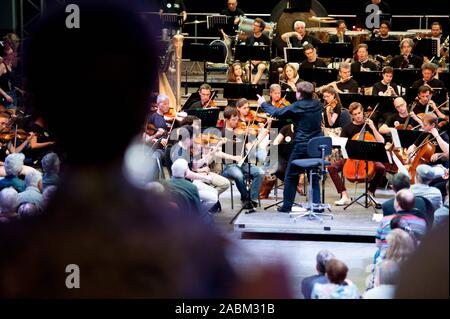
389, 55, 423, 69
299, 58, 327, 69
372, 81, 399, 96
245, 33, 270, 46
341, 122, 375, 139
160, 0, 186, 14
351, 60, 380, 72
289, 34, 321, 48
220, 8, 245, 36
337, 79, 359, 93
329, 34, 352, 43
411, 101, 429, 114
385, 113, 419, 128
372, 34, 397, 41
323, 103, 342, 128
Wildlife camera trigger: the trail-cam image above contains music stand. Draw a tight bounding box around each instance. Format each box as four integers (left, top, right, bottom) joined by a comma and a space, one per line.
363, 40, 399, 57
414, 38, 439, 58
395, 130, 428, 148
235, 44, 270, 83
338, 93, 362, 109
185, 108, 220, 128
283, 47, 305, 63
406, 87, 448, 105
181, 92, 200, 110
393, 68, 421, 90
352, 71, 382, 94
223, 83, 264, 100
316, 43, 353, 59
206, 15, 228, 29
343, 140, 389, 210
160, 13, 183, 30
183, 43, 228, 82
301, 67, 338, 87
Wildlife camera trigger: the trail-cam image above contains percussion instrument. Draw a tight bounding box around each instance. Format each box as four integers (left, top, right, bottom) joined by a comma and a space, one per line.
237, 17, 276, 41
387, 31, 415, 41
308, 16, 337, 24
327, 29, 370, 47
209, 39, 229, 64
306, 27, 335, 43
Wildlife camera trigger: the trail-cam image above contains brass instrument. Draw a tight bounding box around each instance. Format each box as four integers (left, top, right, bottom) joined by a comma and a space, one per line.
376, 54, 392, 66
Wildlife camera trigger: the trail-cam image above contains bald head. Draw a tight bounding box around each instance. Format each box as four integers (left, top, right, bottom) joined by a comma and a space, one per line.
394, 189, 415, 212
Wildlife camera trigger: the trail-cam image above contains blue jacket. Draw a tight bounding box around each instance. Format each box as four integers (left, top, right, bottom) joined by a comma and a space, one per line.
261, 98, 323, 146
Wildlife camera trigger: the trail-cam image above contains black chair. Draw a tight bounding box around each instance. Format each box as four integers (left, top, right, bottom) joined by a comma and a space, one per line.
289, 136, 333, 222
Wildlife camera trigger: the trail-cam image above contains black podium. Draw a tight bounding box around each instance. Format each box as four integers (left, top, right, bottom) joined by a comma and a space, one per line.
317, 42, 353, 59
223, 83, 264, 100
363, 40, 399, 57
300, 67, 339, 87
343, 140, 389, 210
352, 71, 382, 92
393, 68, 421, 89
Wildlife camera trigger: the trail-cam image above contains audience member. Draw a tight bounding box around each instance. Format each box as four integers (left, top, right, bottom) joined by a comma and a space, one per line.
301, 250, 335, 299
17, 171, 44, 212
311, 259, 361, 299
0, 153, 26, 192
0, 187, 19, 222
41, 152, 60, 191
363, 260, 399, 299
410, 164, 443, 210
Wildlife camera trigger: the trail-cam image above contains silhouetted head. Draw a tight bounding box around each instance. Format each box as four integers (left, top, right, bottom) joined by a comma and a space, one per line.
25, 0, 158, 165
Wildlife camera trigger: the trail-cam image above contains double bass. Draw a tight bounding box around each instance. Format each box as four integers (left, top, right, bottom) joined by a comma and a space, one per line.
342, 105, 379, 183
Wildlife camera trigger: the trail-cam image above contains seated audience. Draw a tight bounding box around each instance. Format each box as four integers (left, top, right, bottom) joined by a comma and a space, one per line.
17, 170, 44, 212
410, 164, 443, 210
0, 153, 26, 192
41, 152, 60, 191
0, 187, 19, 222
301, 250, 335, 299
363, 260, 399, 299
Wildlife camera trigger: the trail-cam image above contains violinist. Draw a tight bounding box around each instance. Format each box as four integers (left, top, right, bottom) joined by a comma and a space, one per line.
189, 83, 217, 109
350, 44, 380, 73
216, 107, 264, 209
379, 97, 422, 134
299, 44, 327, 69
328, 102, 386, 206
22, 115, 56, 165
411, 63, 446, 89
269, 84, 289, 108
168, 125, 230, 213
389, 38, 423, 69
322, 87, 343, 137
372, 66, 399, 97
412, 85, 435, 114
144, 93, 170, 147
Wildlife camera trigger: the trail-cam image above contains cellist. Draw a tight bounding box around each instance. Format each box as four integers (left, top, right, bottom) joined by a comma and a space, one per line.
406, 113, 449, 168
328, 102, 386, 206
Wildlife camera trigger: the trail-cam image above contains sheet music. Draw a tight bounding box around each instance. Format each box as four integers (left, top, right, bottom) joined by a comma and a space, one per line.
389, 128, 402, 148
331, 136, 349, 159
392, 152, 410, 177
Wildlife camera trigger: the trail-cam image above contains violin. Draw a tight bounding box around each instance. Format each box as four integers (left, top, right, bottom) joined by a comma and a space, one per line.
194, 133, 221, 146
342, 104, 379, 183
244, 110, 268, 124
273, 95, 290, 108
235, 121, 259, 136
326, 99, 338, 110
0, 128, 28, 142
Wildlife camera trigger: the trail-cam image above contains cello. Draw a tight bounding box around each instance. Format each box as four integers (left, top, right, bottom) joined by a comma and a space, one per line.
342, 104, 379, 183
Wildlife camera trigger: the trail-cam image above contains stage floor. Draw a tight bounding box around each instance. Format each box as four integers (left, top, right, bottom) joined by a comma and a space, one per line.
213, 179, 395, 238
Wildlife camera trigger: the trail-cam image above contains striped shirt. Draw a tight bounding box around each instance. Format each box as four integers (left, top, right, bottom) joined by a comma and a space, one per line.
410, 184, 443, 210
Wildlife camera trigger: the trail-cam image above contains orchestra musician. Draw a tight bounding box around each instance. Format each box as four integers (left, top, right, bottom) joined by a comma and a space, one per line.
219, 0, 244, 47
389, 38, 423, 69
351, 43, 380, 72
327, 102, 386, 206
299, 44, 327, 69
329, 20, 351, 44
280, 63, 302, 92
144, 94, 170, 147
372, 66, 399, 97
257, 81, 323, 213
216, 106, 264, 209
269, 84, 289, 108
413, 85, 436, 114
371, 20, 397, 41
411, 63, 447, 89
244, 18, 270, 85
378, 97, 422, 134
281, 20, 321, 48
168, 125, 230, 214
189, 83, 217, 109
159, 0, 187, 22
322, 87, 344, 137
333, 62, 359, 93
406, 113, 449, 167
227, 61, 248, 83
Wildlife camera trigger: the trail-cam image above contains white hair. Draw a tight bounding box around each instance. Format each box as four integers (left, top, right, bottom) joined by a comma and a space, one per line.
157, 94, 169, 105
294, 20, 306, 29
25, 171, 43, 188
0, 187, 19, 213
4, 153, 25, 176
